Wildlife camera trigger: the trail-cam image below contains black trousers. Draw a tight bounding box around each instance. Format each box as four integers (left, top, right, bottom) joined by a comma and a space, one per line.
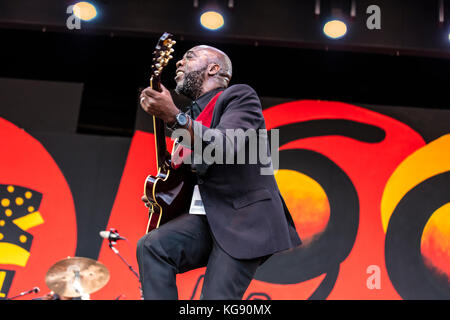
136, 213, 266, 300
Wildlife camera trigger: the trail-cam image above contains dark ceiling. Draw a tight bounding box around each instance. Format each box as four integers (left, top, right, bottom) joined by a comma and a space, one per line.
1, 0, 450, 57
0, 0, 449, 136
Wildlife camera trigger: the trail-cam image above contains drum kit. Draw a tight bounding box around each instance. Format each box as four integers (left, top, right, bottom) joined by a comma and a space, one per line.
7, 229, 139, 300
43, 256, 110, 299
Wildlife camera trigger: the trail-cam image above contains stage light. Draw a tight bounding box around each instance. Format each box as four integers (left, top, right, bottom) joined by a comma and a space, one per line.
200, 11, 224, 30
73, 2, 97, 21
323, 19, 347, 39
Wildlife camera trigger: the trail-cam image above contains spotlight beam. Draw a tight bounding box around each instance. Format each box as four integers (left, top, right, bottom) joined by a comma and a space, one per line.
73, 2, 97, 21
200, 11, 225, 30
323, 20, 347, 39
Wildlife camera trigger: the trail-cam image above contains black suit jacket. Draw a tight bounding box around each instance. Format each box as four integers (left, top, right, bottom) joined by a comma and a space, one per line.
187, 84, 301, 259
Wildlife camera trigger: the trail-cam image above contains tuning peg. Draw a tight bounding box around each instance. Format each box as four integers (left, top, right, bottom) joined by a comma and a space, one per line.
154, 71, 160, 76
155, 63, 161, 68
171, 40, 176, 45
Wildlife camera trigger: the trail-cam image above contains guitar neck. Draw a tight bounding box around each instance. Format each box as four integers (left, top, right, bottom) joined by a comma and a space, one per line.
150, 77, 170, 171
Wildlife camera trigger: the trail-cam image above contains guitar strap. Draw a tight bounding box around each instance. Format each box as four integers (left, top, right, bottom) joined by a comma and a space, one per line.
195, 90, 223, 127
171, 90, 223, 168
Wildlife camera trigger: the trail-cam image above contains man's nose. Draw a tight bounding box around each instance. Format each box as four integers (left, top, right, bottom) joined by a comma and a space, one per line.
176, 59, 184, 68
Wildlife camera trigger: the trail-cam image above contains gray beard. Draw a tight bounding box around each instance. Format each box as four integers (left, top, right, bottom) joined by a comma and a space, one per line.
175, 67, 207, 100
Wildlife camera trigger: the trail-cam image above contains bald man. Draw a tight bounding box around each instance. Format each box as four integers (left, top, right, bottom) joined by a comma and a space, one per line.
137, 45, 301, 300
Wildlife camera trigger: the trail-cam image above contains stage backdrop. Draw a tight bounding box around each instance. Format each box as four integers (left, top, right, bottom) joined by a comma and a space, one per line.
0, 91, 449, 299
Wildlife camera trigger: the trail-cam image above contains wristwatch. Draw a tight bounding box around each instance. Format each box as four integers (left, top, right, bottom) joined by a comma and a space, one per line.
169, 111, 190, 130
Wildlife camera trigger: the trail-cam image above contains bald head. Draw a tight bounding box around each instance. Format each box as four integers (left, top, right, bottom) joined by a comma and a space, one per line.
192, 45, 232, 86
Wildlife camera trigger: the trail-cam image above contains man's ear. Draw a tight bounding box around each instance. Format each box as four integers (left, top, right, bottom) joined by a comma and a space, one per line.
207, 63, 220, 76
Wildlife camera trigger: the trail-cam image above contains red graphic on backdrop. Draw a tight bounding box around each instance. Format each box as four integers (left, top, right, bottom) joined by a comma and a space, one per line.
0, 117, 77, 299
255, 100, 425, 299
94, 99, 434, 299
2, 99, 448, 299
94, 131, 175, 299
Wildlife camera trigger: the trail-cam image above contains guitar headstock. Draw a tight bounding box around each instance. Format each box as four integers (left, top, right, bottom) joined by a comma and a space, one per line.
150, 32, 176, 86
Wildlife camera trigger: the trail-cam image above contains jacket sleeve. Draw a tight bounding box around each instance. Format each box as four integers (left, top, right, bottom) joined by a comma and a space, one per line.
190, 84, 265, 170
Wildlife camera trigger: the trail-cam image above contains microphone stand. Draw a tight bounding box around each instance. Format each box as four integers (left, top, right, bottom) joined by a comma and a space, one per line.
7, 287, 39, 300
105, 232, 143, 299
107, 239, 140, 280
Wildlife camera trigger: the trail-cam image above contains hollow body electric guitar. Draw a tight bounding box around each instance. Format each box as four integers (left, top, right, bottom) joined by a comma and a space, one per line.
144, 33, 195, 233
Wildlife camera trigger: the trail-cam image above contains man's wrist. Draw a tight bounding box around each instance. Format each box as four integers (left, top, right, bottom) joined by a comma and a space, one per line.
168, 111, 191, 130
166, 108, 180, 127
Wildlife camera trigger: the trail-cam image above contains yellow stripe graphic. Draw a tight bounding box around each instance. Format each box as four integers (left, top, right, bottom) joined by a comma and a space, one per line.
381, 134, 450, 232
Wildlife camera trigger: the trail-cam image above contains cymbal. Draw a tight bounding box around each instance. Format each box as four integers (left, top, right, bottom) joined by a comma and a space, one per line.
45, 256, 110, 298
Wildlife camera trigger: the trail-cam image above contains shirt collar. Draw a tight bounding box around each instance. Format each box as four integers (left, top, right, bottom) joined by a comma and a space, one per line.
194, 87, 225, 111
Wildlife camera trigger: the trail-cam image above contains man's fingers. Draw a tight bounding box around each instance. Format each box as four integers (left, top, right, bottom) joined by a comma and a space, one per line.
142, 87, 159, 98
140, 95, 147, 107
141, 195, 152, 207
140, 95, 156, 109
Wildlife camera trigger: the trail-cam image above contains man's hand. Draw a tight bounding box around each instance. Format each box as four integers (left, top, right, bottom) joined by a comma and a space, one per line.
40, 292, 57, 300
141, 194, 151, 208
139, 84, 180, 125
